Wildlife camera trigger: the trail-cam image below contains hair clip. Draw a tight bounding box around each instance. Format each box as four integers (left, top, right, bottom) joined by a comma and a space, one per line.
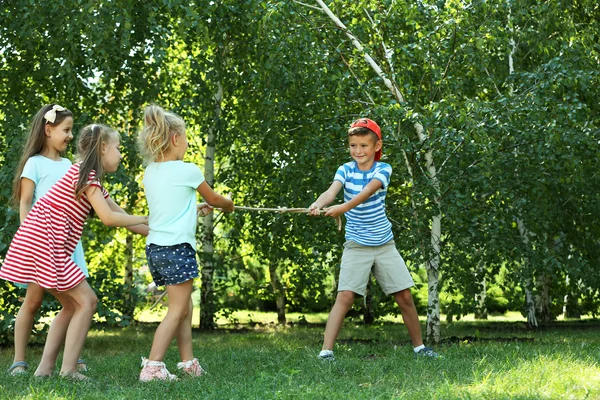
44, 105, 66, 124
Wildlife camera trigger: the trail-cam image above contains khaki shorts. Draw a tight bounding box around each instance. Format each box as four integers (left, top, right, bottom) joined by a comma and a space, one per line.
338, 240, 414, 296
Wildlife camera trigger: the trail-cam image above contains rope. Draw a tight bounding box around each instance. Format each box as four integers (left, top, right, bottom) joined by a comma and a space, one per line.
233, 206, 343, 230
150, 205, 343, 309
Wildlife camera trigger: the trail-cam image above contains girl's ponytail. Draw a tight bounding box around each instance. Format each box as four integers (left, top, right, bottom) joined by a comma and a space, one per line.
138, 104, 185, 165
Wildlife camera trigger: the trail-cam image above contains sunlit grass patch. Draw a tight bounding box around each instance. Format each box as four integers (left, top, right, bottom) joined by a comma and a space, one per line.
2, 318, 600, 399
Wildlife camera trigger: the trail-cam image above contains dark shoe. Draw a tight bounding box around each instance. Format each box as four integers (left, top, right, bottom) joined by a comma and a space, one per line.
415, 347, 441, 358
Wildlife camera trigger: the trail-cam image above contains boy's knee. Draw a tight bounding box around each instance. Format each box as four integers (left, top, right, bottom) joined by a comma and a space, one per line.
336, 291, 355, 306
394, 289, 415, 307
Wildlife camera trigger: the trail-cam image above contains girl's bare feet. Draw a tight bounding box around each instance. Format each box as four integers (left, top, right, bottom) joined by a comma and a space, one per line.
33, 363, 54, 377
60, 371, 90, 381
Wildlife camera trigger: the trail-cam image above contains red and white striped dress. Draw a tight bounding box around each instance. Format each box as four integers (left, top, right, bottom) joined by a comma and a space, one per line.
0, 162, 108, 291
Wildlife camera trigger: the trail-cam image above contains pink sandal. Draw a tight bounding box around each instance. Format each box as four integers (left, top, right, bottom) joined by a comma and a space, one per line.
177, 358, 205, 377
139, 357, 178, 382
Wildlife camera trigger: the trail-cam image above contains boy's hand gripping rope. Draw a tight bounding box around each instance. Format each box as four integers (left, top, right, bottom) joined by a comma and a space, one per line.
232, 206, 342, 231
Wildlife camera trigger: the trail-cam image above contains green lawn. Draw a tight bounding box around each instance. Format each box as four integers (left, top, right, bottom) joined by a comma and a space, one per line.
1, 316, 600, 399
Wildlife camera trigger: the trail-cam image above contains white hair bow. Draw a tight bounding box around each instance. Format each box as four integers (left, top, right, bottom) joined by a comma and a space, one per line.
44, 104, 66, 124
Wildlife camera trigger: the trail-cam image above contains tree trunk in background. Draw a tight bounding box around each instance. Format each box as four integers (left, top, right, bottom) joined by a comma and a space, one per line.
518, 218, 538, 328
563, 275, 581, 318
199, 82, 223, 330
535, 274, 553, 323
363, 278, 375, 325
268, 259, 286, 324
424, 146, 442, 343
508, 6, 536, 329
474, 274, 488, 320
123, 233, 135, 320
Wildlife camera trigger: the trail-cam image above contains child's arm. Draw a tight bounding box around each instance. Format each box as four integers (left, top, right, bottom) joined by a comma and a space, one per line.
86, 186, 147, 227
324, 179, 383, 218
105, 197, 150, 236
197, 181, 234, 212
19, 178, 35, 224
308, 181, 343, 216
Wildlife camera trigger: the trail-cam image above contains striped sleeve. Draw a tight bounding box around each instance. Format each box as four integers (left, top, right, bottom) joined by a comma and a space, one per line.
73, 169, 109, 199
334, 164, 347, 185
373, 163, 392, 189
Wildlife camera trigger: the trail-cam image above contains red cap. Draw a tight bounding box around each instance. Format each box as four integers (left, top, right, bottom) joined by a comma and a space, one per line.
350, 118, 382, 161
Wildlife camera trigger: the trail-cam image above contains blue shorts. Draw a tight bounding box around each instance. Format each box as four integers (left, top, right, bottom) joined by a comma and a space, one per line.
145, 243, 198, 287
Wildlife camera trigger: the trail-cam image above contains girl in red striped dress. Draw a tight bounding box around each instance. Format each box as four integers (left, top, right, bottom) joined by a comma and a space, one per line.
0, 124, 148, 380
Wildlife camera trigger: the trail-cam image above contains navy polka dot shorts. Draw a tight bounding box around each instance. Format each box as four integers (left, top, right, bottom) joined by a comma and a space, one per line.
145, 243, 199, 286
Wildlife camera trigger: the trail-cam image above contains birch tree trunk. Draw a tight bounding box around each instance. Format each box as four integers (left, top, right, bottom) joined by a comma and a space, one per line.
199, 82, 223, 330
507, 2, 537, 328
363, 279, 375, 325
517, 218, 538, 327
314, 0, 443, 343
535, 273, 552, 323
563, 275, 580, 318
474, 263, 488, 320
268, 259, 286, 324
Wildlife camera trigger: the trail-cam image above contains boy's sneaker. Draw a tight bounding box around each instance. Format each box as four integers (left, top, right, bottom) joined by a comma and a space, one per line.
176, 358, 205, 377
139, 357, 178, 382
415, 347, 441, 358
318, 350, 335, 360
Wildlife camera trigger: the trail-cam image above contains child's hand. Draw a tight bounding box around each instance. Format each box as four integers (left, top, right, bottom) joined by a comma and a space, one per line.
197, 202, 213, 217
324, 204, 346, 218
308, 203, 321, 216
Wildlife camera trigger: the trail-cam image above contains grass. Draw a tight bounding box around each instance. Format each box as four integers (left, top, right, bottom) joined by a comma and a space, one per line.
1, 315, 600, 399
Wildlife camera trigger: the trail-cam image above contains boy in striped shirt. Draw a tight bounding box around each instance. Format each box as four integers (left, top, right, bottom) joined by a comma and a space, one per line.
309, 118, 440, 360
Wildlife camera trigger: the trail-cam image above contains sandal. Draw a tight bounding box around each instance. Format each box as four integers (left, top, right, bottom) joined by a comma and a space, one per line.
8, 361, 28, 376
77, 359, 88, 372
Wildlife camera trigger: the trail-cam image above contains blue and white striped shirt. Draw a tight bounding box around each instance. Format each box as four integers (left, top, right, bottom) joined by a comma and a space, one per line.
334, 161, 393, 246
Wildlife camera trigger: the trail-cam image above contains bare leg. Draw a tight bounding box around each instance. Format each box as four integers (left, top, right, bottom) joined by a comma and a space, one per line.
175, 298, 194, 361
148, 280, 193, 361
322, 290, 355, 351
12, 283, 45, 368
393, 289, 423, 347
34, 294, 77, 376
48, 280, 97, 376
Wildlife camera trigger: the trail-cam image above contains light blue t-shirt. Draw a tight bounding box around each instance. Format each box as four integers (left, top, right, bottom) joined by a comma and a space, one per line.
22, 155, 72, 203
334, 161, 393, 246
20, 155, 88, 277
143, 161, 205, 250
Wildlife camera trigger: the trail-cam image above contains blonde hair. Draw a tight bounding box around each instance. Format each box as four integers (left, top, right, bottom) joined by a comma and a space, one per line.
12, 104, 73, 206
74, 124, 120, 200
138, 104, 186, 165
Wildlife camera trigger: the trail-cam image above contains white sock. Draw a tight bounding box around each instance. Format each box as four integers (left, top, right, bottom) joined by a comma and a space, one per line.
413, 345, 425, 353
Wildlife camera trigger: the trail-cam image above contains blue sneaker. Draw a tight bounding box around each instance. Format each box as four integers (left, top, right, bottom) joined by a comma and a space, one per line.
415, 347, 441, 358
318, 350, 335, 360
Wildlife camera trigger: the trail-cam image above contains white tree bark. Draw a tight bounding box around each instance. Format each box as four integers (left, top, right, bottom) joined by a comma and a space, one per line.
517, 218, 538, 327
475, 278, 487, 319
313, 0, 443, 342
508, 1, 537, 327
199, 82, 223, 329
